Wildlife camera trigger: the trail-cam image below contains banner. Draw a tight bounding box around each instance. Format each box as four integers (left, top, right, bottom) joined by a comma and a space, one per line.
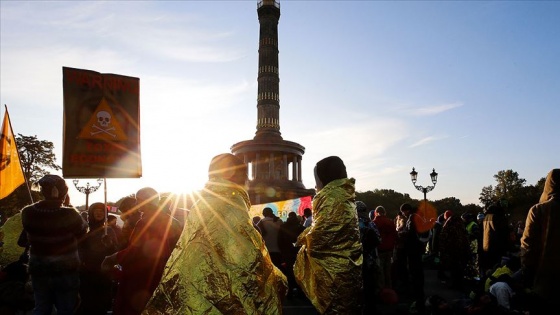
249, 195, 313, 222
0, 107, 26, 199
62, 67, 141, 178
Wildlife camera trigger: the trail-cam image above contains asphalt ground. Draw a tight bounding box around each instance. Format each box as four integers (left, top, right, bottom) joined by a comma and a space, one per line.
282, 266, 469, 315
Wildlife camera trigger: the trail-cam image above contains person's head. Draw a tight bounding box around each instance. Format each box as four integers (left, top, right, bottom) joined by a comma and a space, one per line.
287, 211, 299, 224
119, 196, 137, 213
38, 174, 68, 201
107, 214, 118, 226
252, 216, 261, 225
486, 203, 504, 216
400, 203, 413, 216
208, 153, 248, 186
444, 210, 453, 220
303, 208, 312, 218
313, 156, 347, 191
119, 196, 140, 221
540, 168, 559, 203
477, 212, 485, 222
262, 207, 274, 218
355, 200, 369, 219
461, 212, 474, 222
88, 202, 107, 225
136, 187, 160, 215
374, 206, 386, 217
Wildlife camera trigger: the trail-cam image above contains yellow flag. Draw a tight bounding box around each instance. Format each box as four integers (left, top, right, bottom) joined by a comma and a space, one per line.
0, 108, 25, 199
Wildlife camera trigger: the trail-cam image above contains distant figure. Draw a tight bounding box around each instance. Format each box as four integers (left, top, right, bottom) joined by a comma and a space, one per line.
398, 203, 426, 314
302, 207, 313, 228
462, 212, 481, 281
481, 203, 511, 276
102, 187, 182, 315
439, 212, 470, 290
20, 174, 87, 315
107, 213, 125, 250
278, 211, 306, 298
294, 156, 362, 314
257, 207, 284, 270
356, 200, 381, 313
519, 168, 560, 314
77, 202, 118, 315
431, 213, 446, 281
118, 196, 140, 249
144, 153, 287, 314
373, 205, 398, 289
393, 206, 410, 292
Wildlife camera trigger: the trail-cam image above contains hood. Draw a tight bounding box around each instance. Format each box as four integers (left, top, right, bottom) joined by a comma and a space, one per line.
540, 168, 560, 203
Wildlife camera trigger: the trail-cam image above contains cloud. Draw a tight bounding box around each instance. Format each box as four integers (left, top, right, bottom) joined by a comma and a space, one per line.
411, 102, 463, 116
409, 135, 450, 148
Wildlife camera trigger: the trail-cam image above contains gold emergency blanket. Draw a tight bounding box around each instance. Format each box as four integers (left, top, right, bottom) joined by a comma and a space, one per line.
144, 178, 287, 314
294, 178, 363, 314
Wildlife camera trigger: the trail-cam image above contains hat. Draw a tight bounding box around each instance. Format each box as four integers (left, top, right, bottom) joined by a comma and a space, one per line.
38, 174, 68, 200
477, 212, 485, 220
374, 206, 386, 216
355, 201, 368, 213
444, 210, 453, 220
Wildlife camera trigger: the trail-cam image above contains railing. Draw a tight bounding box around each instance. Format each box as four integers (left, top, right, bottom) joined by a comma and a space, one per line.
257, 0, 280, 10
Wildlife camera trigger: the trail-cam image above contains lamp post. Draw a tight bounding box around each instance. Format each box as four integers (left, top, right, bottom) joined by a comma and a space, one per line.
73, 178, 103, 210
409, 167, 438, 203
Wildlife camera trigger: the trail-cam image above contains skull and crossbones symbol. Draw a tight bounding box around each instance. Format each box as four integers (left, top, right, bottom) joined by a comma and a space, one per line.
91, 111, 116, 137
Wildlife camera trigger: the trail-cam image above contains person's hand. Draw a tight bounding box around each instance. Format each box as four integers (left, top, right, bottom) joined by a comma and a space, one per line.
101, 253, 117, 272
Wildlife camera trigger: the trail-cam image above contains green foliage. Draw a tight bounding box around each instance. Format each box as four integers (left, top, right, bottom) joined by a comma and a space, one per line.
16, 134, 61, 185
478, 170, 545, 223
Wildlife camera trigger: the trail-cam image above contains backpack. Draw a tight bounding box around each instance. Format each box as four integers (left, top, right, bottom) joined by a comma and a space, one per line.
417, 229, 432, 243
409, 213, 432, 243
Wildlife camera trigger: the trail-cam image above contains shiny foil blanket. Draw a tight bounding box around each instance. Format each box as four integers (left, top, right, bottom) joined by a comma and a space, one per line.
144, 178, 287, 314
294, 178, 363, 314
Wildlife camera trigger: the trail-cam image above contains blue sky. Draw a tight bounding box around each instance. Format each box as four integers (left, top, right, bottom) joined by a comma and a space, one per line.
1, 1, 559, 208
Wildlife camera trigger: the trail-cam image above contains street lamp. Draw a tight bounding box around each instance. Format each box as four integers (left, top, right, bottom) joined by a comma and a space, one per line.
410, 167, 438, 202
73, 178, 103, 210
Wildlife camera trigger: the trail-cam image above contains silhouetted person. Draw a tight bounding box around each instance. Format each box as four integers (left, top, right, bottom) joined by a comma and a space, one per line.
481, 203, 511, 276
20, 174, 87, 315
278, 211, 305, 298
102, 187, 182, 315
144, 153, 287, 314
519, 168, 560, 314
294, 156, 362, 314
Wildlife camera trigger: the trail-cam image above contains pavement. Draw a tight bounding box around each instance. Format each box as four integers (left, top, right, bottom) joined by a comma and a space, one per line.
282, 263, 470, 315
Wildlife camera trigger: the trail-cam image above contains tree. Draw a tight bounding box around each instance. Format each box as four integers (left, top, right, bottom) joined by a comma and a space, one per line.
16, 134, 61, 185
1, 135, 61, 221
433, 197, 463, 213
479, 185, 495, 208
493, 170, 526, 203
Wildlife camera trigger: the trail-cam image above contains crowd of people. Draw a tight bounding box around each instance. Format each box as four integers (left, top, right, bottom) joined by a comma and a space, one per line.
0, 159, 558, 315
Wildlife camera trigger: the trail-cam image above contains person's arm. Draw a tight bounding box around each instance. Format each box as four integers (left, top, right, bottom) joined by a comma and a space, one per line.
101, 252, 119, 272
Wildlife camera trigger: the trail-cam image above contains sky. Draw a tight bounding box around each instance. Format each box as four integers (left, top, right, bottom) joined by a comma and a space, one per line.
1, 0, 559, 208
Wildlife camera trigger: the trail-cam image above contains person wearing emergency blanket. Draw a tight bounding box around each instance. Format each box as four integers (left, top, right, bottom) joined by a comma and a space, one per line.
144, 153, 288, 314
294, 156, 363, 315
